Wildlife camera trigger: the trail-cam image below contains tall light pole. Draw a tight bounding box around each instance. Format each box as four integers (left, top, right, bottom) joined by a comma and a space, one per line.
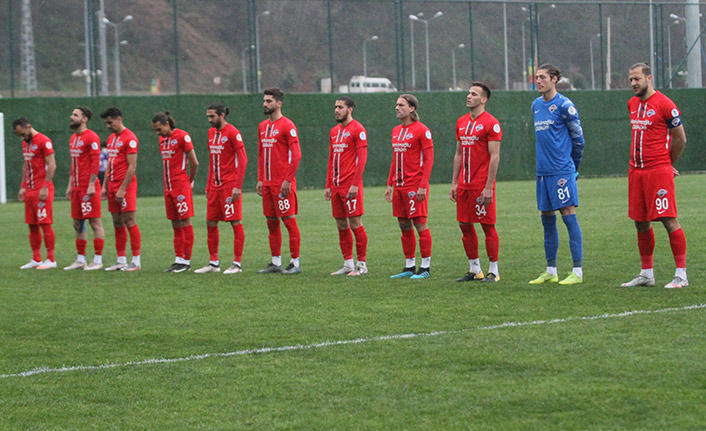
98, 0, 108, 95
451, 43, 465, 90
534, 3, 556, 67
241, 45, 254, 93
363, 35, 379, 78
410, 11, 443, 91
668, 14, 685, 89
589, 33, 601, 90
521, 17, 529, 90
409, 12, 423, 90
255, 10, 270, 93
103, 15, 132, 96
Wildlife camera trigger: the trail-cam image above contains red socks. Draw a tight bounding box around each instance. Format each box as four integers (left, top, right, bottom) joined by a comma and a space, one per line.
459, 224, 478, 260
207, 225, 219, 261
173, 226, 185, 259
40, 224, 55, 261
669, 228, 687, 268
94, 238, 104, 256
266, 219, 282, 257
232, 223, 245, 262
183, 225, 194, 261
115, 226, 127, 257
418, 228, 432, 259
401, 229, 416, 259
637, 228, 655, 269
29, 224, 42, 261
76, 238, 87, 256
481, 223, 499, 262
128, 225, 141, 256
338, 228, 354, 260
282, 218, 300, 259
352, 226, 367, 262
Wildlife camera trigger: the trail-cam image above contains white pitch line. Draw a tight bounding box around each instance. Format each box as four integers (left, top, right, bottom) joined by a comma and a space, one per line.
2, 303, 705, 379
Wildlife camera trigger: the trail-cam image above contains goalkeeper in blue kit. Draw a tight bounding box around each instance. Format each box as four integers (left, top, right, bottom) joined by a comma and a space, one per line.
529, 64, 585, 285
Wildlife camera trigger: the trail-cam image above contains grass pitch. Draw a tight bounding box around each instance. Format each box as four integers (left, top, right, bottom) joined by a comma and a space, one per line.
1, 176, 705, 430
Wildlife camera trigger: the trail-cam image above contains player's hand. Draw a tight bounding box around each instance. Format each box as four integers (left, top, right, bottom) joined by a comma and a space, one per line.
324, 188, 331, 201
100, 187, 107, 201
346, 185, 358, 199
65, 187, 72, 200
231, 187, 242, 202
575, 171, 579, 181
115, 188, 126, 206
416, 187, 427, 202
39, 186, 49, 201
86, 183, 95, 198
18, 188, 26, 202
279, 180, 291, 198
449, 185, 457, 202
673, 167, 680, 177
385, 186, 393, 203
256, 181, 263, 196
480, 187, 493, 206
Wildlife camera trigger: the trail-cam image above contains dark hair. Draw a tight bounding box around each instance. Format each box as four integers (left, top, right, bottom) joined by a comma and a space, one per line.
100, 107, 122, 119
12, 117, 30, 129
152, 111, 176, 129
399, 94, 420, 121
336, 96, 355, 109
471, 81, 491, 100
264, 87, 284, 102
630, 62, 651, 76
207, 102, 230, 117
74, 106, 93, 120
537, 64, 562, 81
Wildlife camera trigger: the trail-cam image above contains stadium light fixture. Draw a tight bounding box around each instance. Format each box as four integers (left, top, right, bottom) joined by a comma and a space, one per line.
363, 35, 379, 78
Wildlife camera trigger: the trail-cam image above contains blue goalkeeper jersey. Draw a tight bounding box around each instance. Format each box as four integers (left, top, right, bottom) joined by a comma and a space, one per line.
532, 92, 585, 176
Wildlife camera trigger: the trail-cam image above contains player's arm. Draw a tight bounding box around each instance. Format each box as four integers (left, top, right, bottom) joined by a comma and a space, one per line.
669, 125, 686, 173
40, 153, 56, 201
66, 174, 74, 199
19, 164, 27, 201
186, 149, 199, 187
481, 140, 500, 205
450, 141, 462, 202
232, 142, 248, 202
324, 141, 334, 201
385, 153, 396, 202
416, 144, 434, 202
116, 153, 137, 202
564, 103, 585, 171
87, 141, 100, 198
281, 130, 302, 198
256, 135, 263, 196
348, 141, 367, 199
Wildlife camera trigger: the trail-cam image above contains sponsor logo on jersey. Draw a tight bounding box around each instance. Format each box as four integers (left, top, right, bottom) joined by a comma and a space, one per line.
407, 191, 416, 198
671, 117, 682, 127
128, 140, 137, 149
236, 133, 242, 141
177, 194, 185, 202
272, 129, 280, 136
657, 189, 668, 197
425, 130, 432, 139
290, 129, 297, 137
169, 139, 177, 146
225, 196, 233, 204
83, 195, 90, 202
185, 135, 192, 143
568, 105, 577, 116
45, 142, 53, 150
221, 136, 228, 143
493, 124, 501, 133
359, 132, 366, 140
549, 104, 557, 113
476, 197, 483, 204
342, 131, 351, 139
31, 144, 38, 151
91, 142, 99, 150
475, 124, 484, 132
405, 133, 414, 140
557, 178, 567, 187
671, 108, 679, 117
646, 109, 656, 117
38, 201, 45, 208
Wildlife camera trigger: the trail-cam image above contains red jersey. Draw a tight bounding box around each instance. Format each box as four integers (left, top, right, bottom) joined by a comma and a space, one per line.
628, 90, 682, 169
206, 123, 247, 191
258, 116, 301, 186
107, 128, 138, 183
69, 129, 101, 190
455, 110, 502, 189
388, 121, 434, 188
326, 119, 368, 188
22, 132, 54, 191
160, 128, 195, 192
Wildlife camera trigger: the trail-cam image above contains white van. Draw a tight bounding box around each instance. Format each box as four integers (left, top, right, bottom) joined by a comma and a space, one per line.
347, 76, 397, 93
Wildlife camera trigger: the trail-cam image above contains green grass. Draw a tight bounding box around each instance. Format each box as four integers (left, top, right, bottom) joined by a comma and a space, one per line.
1, 176, 705, 430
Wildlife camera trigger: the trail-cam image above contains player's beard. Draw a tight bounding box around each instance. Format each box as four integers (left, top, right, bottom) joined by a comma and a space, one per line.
69, 121, 81, 130
336, 112, 349, 123
210, 119, 222, 129
633, 85, 648, 98
263, 107, 275, 116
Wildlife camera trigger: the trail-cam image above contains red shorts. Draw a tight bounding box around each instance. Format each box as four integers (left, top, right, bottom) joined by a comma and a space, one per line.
456, 187, 496, 224
628, 165, 678, 221
262, 185, 298, 218
330, 185, 364, 218
107, 178, 138, 213
71, 180, 102, 220
392, 186, 428, 219
24, 185, 54, 224
165, 186, 195, 220
206, 187, 242, 221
